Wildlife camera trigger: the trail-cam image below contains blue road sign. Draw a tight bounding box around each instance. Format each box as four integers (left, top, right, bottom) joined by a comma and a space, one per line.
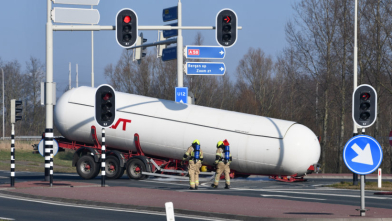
185, 46, 226, 59
343, 135, 383, 175
163, 23, 178, 38
162, 47, 177, 61
185, 62, 226, 75
163, 6, 178, 22
175, 87, 188, 103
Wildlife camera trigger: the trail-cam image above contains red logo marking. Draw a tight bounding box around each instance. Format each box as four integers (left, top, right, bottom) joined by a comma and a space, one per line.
188, 49, 200, 56
110, 118, 132, 131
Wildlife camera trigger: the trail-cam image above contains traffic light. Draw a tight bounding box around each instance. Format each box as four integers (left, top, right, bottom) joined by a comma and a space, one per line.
134, 32, 147, 64
11, 99, 22, 124
216, 9, 238, 48
116, 8, 138, 48
352, 84, 377, 128
95, 85, 116, 128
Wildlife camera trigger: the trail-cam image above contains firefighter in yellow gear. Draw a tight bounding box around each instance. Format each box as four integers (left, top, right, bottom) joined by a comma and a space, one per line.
182, 140, 204, 190
211, 140, 232, 189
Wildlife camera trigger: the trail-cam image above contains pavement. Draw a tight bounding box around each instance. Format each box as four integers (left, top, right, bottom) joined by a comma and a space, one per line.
1, 176, 392, 220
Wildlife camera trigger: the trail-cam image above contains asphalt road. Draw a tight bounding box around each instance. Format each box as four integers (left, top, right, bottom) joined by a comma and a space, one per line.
1, 170, 392, 215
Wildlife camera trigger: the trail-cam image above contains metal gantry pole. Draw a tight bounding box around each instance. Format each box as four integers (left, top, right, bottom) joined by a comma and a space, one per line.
177, 0, 184, 88
10, 123, 15, 187
2, 68, 4, 140
352, 0, 359, 186
91, 5, 95, 88
45, 0, 54, 181
360, 175, 365, 216
101, 128, 106, 187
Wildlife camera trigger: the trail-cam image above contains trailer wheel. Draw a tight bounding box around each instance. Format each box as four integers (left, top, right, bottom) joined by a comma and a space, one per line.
126, 158, 148, 180
105, 156, 124, 179
76, 155, 100, 179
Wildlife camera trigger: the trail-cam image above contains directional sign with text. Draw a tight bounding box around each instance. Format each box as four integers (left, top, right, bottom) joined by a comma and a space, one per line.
185, 46, 226, 59
343, 135, 383, 175
52, 8, 100, 24
185, 62, 226, 75
163, 23, 178, 38
163, 6, 178, 22
175, 87, 188, 104
162, 47, 177, 61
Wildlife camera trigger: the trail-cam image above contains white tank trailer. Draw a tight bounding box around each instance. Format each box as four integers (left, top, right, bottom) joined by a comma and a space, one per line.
54, 86, 320, 176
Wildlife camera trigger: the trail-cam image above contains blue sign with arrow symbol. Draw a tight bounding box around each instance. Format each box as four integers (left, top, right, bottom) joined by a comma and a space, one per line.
343, 135, 383, 175
185, 46, 226, 59
175, 87, 188, 104
185, 62, 226, 75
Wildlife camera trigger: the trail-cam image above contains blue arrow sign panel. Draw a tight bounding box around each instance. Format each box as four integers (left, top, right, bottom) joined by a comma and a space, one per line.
163, 23, 178, 38
163, 6, 178, 22
162, 47, 177, 62
186, 62, 226, 75
185, 46, 226, 59
175, 87, 188, 104
343, 135, 383, 175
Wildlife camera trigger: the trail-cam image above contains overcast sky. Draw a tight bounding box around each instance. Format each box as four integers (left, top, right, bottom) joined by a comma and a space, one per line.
0, 0, 299, 94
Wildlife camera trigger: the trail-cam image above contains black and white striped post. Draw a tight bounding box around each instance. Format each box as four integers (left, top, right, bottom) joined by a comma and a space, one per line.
10, 123, 15, 187
45, 128, 54, 185
101, 128, 106, 187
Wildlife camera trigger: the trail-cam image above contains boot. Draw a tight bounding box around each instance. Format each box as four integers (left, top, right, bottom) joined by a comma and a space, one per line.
189, 187, 195, 190
225, 184, 230, 189
211, 184, 218, 188
195, 186, 198, 190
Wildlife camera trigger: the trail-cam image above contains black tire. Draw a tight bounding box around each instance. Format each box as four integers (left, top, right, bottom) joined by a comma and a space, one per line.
105, 156, 124, 179
126, 158, 148, 180
76, 155, 100, 179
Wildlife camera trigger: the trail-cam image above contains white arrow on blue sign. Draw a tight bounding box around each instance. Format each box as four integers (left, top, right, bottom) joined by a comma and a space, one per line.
175, 87, 188, 104
185, 62, 226, 75
185, 46, 226, 59
343, 135, 383, 175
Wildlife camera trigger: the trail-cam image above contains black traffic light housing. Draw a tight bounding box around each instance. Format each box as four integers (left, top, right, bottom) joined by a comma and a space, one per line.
11, 99, 22, 124
352, 84, 377, 128
216, 9, 238, 48
116, 8, 138, 48
95, 85, 116, 128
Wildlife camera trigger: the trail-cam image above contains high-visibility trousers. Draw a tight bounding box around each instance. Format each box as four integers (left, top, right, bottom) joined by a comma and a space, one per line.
188, 160, 202, 188
214, 162, 230, 186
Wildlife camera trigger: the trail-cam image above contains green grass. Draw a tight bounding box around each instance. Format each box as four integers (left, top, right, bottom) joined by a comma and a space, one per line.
327, 181, 392, 191
0, 149, 75, 173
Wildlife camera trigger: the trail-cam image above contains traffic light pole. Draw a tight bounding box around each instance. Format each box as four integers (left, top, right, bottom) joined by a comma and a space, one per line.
101, 128, 106, 187
10, 123, 15, 187
352, 0, 359, 187
45, 0, 54, 182
177, 0, 183, 87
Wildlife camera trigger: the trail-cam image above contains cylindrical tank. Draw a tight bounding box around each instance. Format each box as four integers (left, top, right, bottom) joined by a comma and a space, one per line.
54, 86, 320, 176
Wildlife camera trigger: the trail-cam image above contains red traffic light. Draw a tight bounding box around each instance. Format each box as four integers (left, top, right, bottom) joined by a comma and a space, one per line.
360, 93, 370, 101
223, 16, 231, 23
123, 16, 131, 24
103, 93, 112, 101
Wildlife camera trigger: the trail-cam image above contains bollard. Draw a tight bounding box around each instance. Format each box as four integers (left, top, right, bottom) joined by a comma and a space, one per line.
378, 168, 382, 188
165, 202, 175, 221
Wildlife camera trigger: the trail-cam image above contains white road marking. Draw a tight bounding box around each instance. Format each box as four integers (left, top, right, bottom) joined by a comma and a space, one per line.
261, 194, 326, 201
0, 193, 237, 221
0, 176, 9, 179
0, 217, 14, 221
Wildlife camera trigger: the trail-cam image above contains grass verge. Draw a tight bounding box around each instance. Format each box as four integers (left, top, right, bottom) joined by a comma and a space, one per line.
0, 140, 75, 173
327, 181, 392, 191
